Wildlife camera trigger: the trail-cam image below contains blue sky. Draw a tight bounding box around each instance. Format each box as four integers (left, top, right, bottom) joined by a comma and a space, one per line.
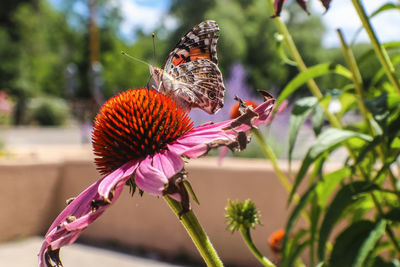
118, 0, 400, 47
51, 0, 400, 48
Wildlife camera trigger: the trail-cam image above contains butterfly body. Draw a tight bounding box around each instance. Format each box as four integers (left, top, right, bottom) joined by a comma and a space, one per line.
151, 20, 225, 114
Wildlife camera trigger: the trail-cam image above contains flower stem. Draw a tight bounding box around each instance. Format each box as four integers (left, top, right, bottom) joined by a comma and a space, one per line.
252, 129, 292, 193
351, 0, 400, 93
163, 195, 223, 267
240, 227, 276, 267
266, 0, 400, 255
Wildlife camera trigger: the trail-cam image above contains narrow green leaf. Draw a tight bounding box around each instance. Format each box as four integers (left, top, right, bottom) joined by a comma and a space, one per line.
318, 181, 379, 260
288, 97, 318, 164
358, 41, 400, 65
283, 240, 309, 267
369, 54, 400, 89
311, 104, 324, 136
354, 220, 387, 267
183, 180, 200, 205
329, 220, 376, 267
282, 184, 317, 262
289, 129, 372, 204
371, 2, 400, 17
276, 63, 352, 108
316, 167, 352, 206
282, 229, 308, 267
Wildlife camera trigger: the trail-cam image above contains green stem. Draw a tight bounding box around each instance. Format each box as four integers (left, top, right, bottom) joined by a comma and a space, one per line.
266, 0, 400, 255
240, 227, 276, 267
163, 196, 223, 267
351, 0, 400, 93
337, 29, 400, 202
252, 129, 293, 194
266, 0, 342, 129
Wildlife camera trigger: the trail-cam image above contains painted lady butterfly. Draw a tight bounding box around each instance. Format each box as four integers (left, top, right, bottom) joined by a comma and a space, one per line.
150, 20, 225, 114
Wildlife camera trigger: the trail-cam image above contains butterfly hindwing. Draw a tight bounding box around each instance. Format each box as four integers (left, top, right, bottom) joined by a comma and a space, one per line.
164, 59, 225, 114
150, 20, 224, 115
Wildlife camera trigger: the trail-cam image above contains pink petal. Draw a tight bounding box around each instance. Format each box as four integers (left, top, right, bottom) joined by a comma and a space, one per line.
168, 98, 275, 159
135, 155, 169, 196
98, 160, 140, 199
218, 147, 229, 165
152, 150, 184, 178
39, 163, 135, 267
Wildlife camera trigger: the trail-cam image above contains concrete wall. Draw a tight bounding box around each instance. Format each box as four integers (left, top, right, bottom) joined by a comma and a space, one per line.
0, 156, 298, 266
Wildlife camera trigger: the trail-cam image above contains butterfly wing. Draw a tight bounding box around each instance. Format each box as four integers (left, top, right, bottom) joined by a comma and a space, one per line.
164, 20, 220, 71
162, 59, 225, 114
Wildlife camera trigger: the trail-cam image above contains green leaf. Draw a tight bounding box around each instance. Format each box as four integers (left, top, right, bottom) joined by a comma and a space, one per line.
354, 220, 387, 267
276, 63, 352, 108
282, 229, 308, 267
311, 104, 324, 136
316, 167, 352, 206
318, 181, 379, 260
288, 96, 318, 165
369, 54, 400, 89
371, 2, 400, 17
282, 184, 317, 262
289, 129, 372, 204
183, 180, 200, 205
329, 220, 386, 267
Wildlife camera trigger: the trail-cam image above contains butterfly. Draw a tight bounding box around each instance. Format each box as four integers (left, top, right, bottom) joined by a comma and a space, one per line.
149, 20, 225, 114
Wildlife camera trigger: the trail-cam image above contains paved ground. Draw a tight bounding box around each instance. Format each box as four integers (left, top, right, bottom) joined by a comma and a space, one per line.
0, 237, 188, 267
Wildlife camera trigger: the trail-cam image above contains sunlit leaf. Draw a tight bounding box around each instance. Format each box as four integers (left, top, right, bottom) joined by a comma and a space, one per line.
276, 63, 352, 108
318, 181, 379, 260
311, 104, 324, 136
316, 167, 352, 206
282, 184, 317, 263
289, 129, 372, 204
288, 96, 318, 165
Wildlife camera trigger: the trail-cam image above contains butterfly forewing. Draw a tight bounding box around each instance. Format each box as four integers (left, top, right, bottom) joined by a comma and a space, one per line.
164, 20, 220, 70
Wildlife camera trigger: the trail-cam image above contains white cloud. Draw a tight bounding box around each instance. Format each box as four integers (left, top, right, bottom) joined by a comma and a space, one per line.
312, 0, 400, 47
114, 0, 178, 41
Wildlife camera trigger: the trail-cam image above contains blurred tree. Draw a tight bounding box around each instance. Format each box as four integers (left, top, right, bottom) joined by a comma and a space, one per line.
167, 0, 327, 96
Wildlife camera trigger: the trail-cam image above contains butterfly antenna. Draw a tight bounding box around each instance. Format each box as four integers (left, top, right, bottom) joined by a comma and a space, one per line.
121, 51, 151, 67
152, 33, 157, 62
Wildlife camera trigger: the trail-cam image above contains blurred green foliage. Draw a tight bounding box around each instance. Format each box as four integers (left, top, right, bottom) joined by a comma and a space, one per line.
0, 0, 388, 126
28, 97, 69, 126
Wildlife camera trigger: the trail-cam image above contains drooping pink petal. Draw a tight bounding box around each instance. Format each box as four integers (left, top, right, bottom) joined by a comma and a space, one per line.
152, 150, 184, 179
135, 155, 169, 196
98, 160, 140, 200
168, 97, 275, 159
39, 162, 137, 267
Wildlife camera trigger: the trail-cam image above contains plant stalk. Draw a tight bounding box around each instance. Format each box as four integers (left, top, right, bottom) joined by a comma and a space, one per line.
252, 129, 292, 194
266, 0, 400, 253
351, 0, 400, 93
240, 227, 276, 267
163, 196, 223, 267
337, 29, 400, 201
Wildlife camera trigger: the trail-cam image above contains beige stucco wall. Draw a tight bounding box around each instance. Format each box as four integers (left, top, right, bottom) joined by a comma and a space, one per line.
0, 155, 298, 266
